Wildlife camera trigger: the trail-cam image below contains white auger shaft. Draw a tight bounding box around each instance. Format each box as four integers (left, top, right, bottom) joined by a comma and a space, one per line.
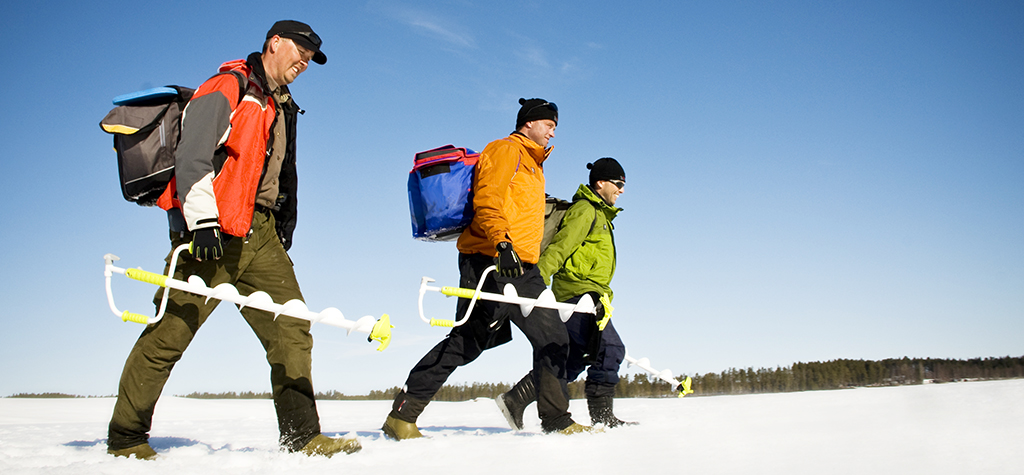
625, 352, 694, 397
417, 265, 598, 327
104, 244, 392, 351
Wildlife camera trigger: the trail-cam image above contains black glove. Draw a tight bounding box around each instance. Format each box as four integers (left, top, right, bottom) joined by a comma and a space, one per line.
190, 227, 227, 261
587, 291, 606, 321
494, 242, 523, 278
583, 291, 604, 363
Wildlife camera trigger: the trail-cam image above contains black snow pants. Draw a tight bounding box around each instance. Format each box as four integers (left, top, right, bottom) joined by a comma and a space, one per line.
402, 252, 574, 432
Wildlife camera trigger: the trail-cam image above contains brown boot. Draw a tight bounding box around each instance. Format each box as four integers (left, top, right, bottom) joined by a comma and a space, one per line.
556, 422, 603, 435
383, 391, 429, 440
382, 415, 424, 440
107, 443, 158, 460
299, 434, 362, 457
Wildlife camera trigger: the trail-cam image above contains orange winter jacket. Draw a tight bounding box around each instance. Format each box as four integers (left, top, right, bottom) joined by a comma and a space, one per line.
456, 133, 551, 263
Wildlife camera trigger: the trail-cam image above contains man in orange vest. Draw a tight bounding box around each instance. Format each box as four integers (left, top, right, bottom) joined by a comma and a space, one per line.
383, 98, 597, 438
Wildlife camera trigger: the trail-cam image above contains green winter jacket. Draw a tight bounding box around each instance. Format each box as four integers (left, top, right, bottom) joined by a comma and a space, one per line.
537, 184, 622, 302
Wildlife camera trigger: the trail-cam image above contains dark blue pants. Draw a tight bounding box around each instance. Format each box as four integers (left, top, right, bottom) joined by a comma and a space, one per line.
562, 295, 626, 399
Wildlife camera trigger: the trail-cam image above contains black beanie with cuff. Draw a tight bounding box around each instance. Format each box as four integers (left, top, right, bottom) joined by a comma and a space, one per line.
587, 157, 625, 186
516, 98, 558, 129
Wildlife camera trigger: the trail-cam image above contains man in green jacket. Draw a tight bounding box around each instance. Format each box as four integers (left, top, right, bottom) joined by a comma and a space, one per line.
497, 157, 634, 430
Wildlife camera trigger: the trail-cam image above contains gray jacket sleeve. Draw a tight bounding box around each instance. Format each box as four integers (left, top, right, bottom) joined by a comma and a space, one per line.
175, 88, 233, 231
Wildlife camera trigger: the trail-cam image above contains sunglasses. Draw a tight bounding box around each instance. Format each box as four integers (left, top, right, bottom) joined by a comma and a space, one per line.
289, 30, 322, 47
607, 180, 625, 190
525, 101, 558, 116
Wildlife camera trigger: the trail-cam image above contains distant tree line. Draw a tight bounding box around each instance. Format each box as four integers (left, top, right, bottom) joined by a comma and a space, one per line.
180, 391, 273, 399
11, 356, 1020, 399
348, 383, 511, 402
7, 392, 83, 398
179, 390, 402, 400
175, 356, 1022, 401
688, 356, 1024, 397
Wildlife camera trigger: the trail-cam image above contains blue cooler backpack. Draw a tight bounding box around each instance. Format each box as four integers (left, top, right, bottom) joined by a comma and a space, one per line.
408, 145, 480, 241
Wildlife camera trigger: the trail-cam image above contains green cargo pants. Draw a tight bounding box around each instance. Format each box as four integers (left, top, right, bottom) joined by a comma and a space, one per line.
107, 210, 321, 452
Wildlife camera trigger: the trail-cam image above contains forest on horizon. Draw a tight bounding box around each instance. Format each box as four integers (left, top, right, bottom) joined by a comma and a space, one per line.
11, 355, 1020, 400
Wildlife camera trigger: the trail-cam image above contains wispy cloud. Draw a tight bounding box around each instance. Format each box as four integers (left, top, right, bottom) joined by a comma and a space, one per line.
370, 1, 475, 49
515, 46, 550, 68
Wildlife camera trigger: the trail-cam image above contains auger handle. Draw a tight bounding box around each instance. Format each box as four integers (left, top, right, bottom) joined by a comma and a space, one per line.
103, 243, 190, 325
121, 311, 150, 324
417, 266, 496, 327
104, 253, 127, 319
417, 276, 436, 325
105, 253, 154, 324
440, 286, 477, 298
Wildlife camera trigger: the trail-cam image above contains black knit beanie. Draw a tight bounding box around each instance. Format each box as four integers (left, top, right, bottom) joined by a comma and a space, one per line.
588, 157, 625, 186
516, 98, 558, 129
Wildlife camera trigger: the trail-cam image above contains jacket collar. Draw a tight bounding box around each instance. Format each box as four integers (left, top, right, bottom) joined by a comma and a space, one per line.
244, 52, 297, 110
574, 183, 622, 218
246, 52, 271, 94
509, 132, 552, 165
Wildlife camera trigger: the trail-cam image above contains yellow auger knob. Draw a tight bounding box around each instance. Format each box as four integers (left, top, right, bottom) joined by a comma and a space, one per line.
676, 376, 694, 398
596, 293, 613, 331
368, 314, 394, 352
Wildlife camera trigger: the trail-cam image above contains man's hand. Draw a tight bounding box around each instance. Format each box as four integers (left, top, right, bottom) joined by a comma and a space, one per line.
190, 227, 227, 261
583, 291, 607, 364
495, 242, 523, 278
587, 291, 606, 321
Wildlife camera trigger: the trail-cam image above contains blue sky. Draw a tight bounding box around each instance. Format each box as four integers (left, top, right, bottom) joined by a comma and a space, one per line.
0, 0, 1020, 397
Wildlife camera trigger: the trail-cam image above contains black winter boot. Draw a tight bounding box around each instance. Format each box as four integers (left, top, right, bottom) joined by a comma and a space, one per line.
587, 395, 637, 428
496, 373, 537, 431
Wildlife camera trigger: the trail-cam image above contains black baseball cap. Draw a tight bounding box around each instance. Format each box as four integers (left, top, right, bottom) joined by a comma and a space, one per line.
267, 20, 327, 65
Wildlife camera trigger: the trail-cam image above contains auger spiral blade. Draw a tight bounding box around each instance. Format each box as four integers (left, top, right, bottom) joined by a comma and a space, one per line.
625, 352, 693, 397
103, 244, 393, 351
417, 265, 602, 327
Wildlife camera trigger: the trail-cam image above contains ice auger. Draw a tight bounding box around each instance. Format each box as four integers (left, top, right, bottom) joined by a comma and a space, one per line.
625, 353, 694, 397
417, 265, 608, 327
103, 243, 393, 351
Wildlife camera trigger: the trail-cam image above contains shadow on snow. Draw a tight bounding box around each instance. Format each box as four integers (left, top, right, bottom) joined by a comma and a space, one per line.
64, 437, 259, 453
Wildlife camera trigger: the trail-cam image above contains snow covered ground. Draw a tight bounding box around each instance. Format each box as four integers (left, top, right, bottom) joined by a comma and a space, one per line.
1, 379, 1021, 474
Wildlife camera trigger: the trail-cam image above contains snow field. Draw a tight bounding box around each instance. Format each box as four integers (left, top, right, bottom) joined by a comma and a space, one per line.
1, 379, 1021, 474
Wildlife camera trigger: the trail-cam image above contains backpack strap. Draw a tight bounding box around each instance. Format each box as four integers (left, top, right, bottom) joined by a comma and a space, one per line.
570, 196, 599, 236
217, 69, 249, 108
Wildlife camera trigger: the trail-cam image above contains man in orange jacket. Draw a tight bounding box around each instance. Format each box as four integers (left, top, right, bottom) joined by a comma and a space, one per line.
383, 99, 594, 437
